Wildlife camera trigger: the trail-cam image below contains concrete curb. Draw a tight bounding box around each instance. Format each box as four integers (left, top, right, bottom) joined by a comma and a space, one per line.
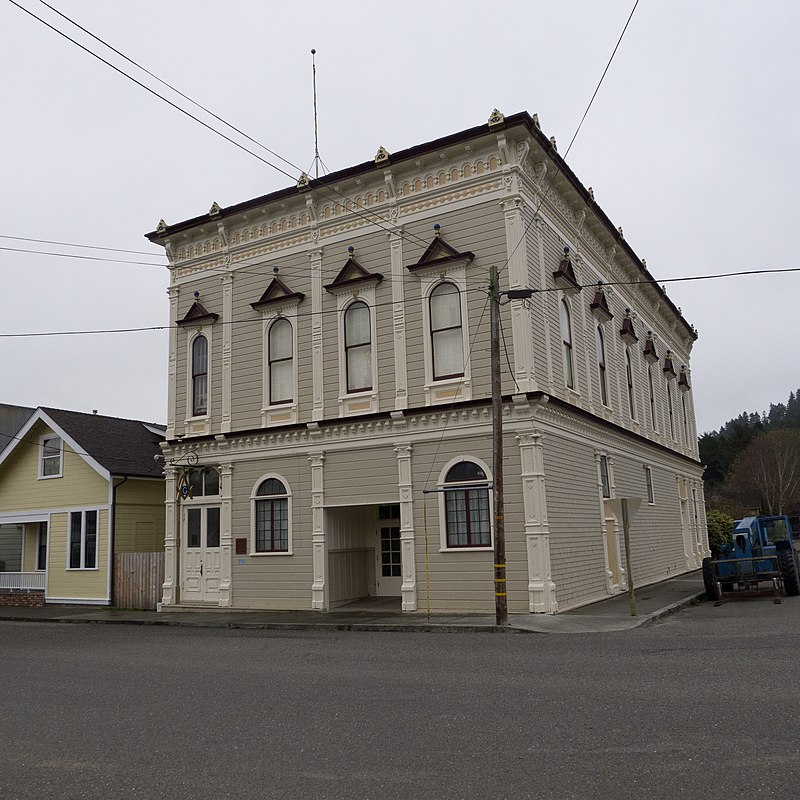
633, 591, 706, 629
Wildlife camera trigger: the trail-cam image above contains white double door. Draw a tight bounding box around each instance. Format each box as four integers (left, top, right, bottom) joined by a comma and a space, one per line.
181, 504, 222, 603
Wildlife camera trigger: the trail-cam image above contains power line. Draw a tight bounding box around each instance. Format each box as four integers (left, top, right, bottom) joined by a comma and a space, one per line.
0, 244, 164, 267
0, 234, 163, 258
499, 0, 640, 280
0, 265, 797, 339
13, 0, 434, 253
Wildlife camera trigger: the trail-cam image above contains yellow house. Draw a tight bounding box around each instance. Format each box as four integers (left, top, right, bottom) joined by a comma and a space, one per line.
0, 407, 165, 605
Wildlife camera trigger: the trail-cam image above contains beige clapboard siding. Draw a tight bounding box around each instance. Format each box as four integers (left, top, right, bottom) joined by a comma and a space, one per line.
22, 524, 39, 571
323, 447, 399, 506
543, 433, 609, 610
0, 422, 109, 513
47, 509, 109, 601
612, 456, 689, 586
113, 479, 165, 553
409, 433, 527, 613
228, 455, 313, 609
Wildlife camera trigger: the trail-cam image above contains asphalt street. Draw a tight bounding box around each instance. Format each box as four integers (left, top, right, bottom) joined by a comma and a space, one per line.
2, 598, 799, 800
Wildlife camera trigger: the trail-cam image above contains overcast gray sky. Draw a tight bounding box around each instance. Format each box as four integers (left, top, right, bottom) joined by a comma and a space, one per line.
2, 0, 797, 434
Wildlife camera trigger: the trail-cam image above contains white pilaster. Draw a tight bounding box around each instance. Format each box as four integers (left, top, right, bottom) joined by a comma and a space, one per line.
394, 444, 417, 611
309, 452, 327, 609
502, 197, 536, 393
518, 432, 557, 613
162, 465, 178, 606
309, 249, 325, 421
221, 274, 233, 433
389, 230, 408, 410
166, 286, 180, 438
218, 462, 234, 606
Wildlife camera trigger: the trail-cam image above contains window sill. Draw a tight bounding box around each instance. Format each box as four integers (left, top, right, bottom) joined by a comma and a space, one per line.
248, 550, 293, 557
261, 404, 297, 426
184, 415, 211, 436
338, 391, 378, 417
424, 377, 471, 406
439, 546, 493, 553
66, 567, 100, 571
38, 474, 63, 481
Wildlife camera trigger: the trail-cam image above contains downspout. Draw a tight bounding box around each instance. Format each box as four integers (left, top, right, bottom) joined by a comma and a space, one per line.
109, 475, 128, 605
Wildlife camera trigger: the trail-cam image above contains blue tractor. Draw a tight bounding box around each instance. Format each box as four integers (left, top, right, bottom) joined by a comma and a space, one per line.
702, 515, 800, 601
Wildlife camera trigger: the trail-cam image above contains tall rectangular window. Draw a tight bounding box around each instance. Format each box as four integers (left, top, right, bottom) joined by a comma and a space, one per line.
344, 302, 372, 392
599, 455, 611, 499
645, 466, 654, 504
69, 510, 98, 569
191, 335, 209, 416
596, 327, 608, 407
430, 283, 464, 380
268, 318, 294, 404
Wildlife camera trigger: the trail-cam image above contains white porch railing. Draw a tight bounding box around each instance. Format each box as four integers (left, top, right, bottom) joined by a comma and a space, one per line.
0, 572, 45, 591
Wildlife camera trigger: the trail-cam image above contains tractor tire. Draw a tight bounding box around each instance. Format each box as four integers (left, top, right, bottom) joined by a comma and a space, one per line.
778, 547, 800, 597
702, 557, 717, 601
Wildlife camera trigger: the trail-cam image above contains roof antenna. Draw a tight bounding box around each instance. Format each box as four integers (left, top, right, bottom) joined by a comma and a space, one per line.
311, 48, 321, 179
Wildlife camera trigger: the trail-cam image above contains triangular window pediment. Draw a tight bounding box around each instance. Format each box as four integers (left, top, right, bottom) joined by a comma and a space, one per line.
589, 289, 613, 323
324, 257, 383, 293
177, 300, 219, 327
251, 277, 305, 311
407, 236, 475, 274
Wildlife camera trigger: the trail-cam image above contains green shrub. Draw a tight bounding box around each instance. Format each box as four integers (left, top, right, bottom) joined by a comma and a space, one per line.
707, 509, 734, 556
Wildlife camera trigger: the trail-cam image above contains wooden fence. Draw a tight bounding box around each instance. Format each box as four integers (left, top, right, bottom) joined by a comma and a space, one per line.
113, 552, 164, 610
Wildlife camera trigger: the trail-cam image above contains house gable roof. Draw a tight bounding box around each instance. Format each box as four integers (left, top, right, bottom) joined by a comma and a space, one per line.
0, 404, 35, 455
0, 408, 166, 480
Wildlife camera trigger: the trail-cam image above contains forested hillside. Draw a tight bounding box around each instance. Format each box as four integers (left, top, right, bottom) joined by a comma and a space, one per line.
699, 388, 800, 516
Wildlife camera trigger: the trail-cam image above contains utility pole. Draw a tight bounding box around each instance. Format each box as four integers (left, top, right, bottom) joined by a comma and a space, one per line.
490, 265, 507, 626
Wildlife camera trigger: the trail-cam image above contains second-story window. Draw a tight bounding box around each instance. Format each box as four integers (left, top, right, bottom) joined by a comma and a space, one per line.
682, 393, 689, 442
344, 301, 372, 392
268, 318, 294, 405
648, 365, 657, 431
560, 299, 575, 390
599, 454, 611, 499
667, 381, 676, 440
430, 282, 464, 380
596, 326, 608, 407
191, 335, 208, 416
625, 349, 635, 420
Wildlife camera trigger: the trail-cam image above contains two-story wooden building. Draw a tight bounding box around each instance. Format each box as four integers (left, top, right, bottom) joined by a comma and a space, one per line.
146, 110, 707, 614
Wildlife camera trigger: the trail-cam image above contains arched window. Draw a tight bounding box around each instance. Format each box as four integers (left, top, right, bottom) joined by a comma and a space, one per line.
268, 318, 293, 405
253, 478, 290, 553
191, 335, 208, 416
443, 461, 490, 548
648, 365, 657, 431
625, 349, 635, 419
430, 283, 464, 380
560, 299, 574, 390
595, 326, 608, 407
344, 302, 372, 392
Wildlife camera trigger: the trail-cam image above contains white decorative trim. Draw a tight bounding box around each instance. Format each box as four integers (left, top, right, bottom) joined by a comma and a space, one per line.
221, 274, 233, 434
166, 285, 180, 438
219, 463, 233, 606
389, 231, 408, 410
162, 465, 178, 606
517, 431, 557, 613
309, 452, 326, 609
308, 249, 325, 421
394, 444, 416, 610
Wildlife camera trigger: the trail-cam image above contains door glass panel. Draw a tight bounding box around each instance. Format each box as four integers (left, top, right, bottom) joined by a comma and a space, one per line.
187, 508, 201, 548
380, 527, 401, 578
206, 507, 221, 548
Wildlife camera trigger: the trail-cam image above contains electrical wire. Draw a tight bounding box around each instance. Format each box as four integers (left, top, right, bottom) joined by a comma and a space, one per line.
498, 0, 640, 280
14, 0, 435, 253
0, 265, 797, 339
0, 244, 164, 267
0, 234, 163, 257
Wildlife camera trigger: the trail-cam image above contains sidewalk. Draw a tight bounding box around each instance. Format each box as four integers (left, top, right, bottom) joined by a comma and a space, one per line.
0, 570, 705, 634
